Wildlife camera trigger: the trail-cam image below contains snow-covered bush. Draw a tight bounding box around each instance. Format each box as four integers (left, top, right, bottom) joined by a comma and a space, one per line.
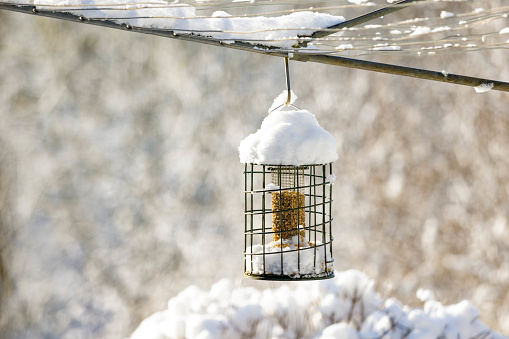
130, 270, 506, 339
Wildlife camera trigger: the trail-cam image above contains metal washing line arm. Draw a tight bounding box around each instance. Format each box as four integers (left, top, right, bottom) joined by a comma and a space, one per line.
1, 1, 509, 93
292, 53, 509, 92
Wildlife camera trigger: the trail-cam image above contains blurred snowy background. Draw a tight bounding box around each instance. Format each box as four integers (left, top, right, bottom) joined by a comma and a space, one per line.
1, 1, 509, 338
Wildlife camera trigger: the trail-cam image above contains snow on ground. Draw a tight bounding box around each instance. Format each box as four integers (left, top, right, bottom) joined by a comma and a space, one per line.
130, 270, 506, 339
6, 0, 345, 48
239, 94, 338, 165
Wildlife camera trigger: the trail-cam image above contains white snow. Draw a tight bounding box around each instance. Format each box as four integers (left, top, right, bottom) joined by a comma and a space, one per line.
499, 27, 509, 34
264, 183, 280, 192
320, 323, 358, 339
410, 26, 431, 36
417, 288, 435, 302
130, 270, 507, 339
10, 0, 345, 48
245, 236, 333, 277
239, 95, 338, 165
326, 173, 336, 185
348, 0, 375, 6
432, 26, 451, 33
335, 44, 354, 50
371, 44, 402, 51
268, 90, 297, 113
475, 83, 494, 93
440, 11, 455, 19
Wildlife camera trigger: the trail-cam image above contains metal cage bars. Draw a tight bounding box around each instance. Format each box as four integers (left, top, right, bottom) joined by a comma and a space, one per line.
244, 163, 334, 280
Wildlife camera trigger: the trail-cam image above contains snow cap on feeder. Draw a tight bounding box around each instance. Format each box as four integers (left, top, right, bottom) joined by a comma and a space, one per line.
238, 90, 338, 166
240, 90, 337, 281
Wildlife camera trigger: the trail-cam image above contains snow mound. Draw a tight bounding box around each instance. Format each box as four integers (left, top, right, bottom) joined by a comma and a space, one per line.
245, 237, 333, 277
130, 270, 506, 339
238, 107, 338, 165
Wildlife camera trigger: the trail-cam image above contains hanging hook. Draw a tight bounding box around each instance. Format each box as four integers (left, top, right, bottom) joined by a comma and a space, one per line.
284, 57, 291, 106
269, 57, 300, 114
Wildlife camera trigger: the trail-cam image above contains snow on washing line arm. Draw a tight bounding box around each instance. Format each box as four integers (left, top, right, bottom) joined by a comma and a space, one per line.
1, 1, 509, 93
1, 0, 346, 49
309, 0, 427, 40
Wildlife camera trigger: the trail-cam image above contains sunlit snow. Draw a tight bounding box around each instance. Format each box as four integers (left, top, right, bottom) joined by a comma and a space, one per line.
440, 11, 455, 19
238, 110, 338, 165
239, 93, 338, 165
130, 270, 506, 339
6, 0, 345, 48
371, 44, 402, 51
245, 236, 332, 276
475, 82, 494, 93
268, 90, 297, 113
348, 0, 374, 6
410, 26, 432, 36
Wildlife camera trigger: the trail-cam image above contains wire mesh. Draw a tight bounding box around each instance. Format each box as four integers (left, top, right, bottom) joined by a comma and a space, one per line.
270, 166, 305, 191
244, 163, 334, 281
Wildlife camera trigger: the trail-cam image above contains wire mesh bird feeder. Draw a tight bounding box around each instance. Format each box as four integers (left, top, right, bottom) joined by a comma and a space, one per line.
243, 163, 334, 280
241, 58, 336, 280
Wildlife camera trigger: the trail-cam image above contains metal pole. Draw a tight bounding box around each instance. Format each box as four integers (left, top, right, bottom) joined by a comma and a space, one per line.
292, 53, 509, 92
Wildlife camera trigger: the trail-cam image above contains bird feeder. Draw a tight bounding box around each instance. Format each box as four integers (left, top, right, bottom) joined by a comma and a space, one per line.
242, 162, 335, 280
239, 66, 337, 280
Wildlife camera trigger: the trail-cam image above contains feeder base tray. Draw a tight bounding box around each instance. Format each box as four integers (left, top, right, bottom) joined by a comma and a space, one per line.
244, 271, 334, 281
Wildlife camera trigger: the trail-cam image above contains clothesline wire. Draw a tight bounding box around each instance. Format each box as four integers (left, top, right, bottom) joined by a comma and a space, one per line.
1, 0, 509, 92
310, 0, 426, 40
23, 1, 509, 56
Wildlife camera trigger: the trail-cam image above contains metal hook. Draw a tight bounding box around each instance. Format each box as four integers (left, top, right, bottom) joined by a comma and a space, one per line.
268, 57, 300, 114
284, 57, 291, 106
